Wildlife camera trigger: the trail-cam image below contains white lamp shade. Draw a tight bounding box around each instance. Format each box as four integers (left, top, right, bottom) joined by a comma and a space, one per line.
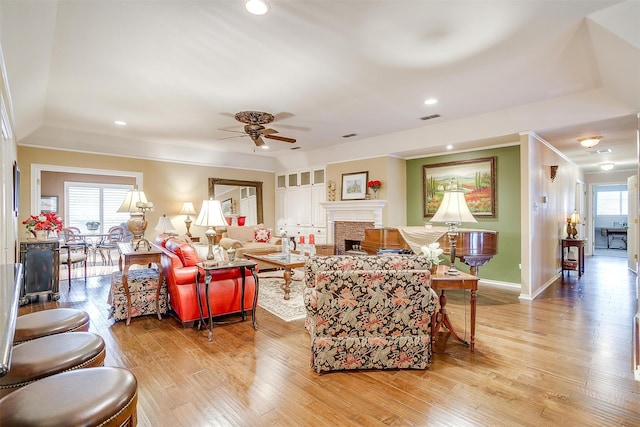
154, 215, 177, 232
570, 211, 580, 225
117, 190, 149, 213
430, 191, 477, 224
194, 199, 227, 227
180, 202, 197, 216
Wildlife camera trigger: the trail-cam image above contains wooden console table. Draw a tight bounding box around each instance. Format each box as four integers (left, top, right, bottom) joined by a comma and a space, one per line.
430, 265, 479, 352
117, 242, 163, 325
561, 238, 585, 277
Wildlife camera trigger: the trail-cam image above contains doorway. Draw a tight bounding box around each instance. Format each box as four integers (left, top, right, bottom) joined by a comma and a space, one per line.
592, 183, 628, 258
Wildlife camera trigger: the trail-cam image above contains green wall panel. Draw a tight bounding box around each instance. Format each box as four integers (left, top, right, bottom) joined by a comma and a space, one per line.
406, 145, 521, 284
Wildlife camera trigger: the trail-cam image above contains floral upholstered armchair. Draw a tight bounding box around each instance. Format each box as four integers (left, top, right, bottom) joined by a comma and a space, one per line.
304, 255, 438, 373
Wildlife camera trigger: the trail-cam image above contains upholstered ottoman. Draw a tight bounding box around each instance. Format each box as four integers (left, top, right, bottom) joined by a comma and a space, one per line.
109, 268, 167, 322
13, 308, 90, 344
0, 332, 106, 397
0, 367, 138, 426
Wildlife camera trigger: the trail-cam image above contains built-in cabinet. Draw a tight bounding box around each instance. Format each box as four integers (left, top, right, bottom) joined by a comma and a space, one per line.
276, 168, 327, 244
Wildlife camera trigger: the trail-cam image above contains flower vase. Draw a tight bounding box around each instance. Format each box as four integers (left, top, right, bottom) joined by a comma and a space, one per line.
34, 230, 48, 240
430, 264, 438, 274
372, 189, 378, 199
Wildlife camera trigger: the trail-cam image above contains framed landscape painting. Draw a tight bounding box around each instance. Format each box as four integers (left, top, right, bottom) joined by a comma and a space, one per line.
423, 157, 496, 218
341, 171, 368, 200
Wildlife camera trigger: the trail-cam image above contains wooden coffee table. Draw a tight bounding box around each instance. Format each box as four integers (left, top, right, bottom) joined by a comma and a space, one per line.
244, 253, 307, 300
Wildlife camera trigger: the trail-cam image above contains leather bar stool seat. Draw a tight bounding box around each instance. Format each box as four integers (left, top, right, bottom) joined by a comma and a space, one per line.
0, 332, 105, 397
13, 308, 90, 344
0, 367, 138, 426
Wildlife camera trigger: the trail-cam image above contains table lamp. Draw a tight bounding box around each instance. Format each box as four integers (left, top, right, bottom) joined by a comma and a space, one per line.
193, 199, 227, 260
180, 202, 197, 237
568, 210, 580, 239
154, 215, 177, 235
117, 188, 154, 250
430, 188, 477, 275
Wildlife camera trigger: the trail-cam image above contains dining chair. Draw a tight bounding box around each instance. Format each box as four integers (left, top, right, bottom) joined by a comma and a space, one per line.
59, 241, 88, 291
97, 226, 125, 265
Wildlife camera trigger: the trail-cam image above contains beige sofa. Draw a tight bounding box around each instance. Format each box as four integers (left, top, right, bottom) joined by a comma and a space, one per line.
218, 225, 281, 269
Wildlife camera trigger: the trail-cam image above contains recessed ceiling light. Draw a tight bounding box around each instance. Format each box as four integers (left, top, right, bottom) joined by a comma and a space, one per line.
600, 163, 614, 171
578, 135, 602, 148
446, 145, 453, 150
114, 120, 127, 126
245, 0, 269, 15
424, 98, 438, 105
260, 145, 269, 150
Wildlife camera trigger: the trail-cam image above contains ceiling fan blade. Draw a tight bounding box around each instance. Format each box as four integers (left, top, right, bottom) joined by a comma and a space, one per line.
218, 134, 247, 141
265, 134, 296, 143
254, 136, 266, 146
260, 128, 278, 135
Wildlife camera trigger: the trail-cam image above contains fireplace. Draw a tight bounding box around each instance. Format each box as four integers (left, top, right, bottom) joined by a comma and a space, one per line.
320, 200, 386, 255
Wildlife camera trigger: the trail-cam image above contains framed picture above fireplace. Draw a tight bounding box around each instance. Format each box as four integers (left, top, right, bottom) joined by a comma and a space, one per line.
341, 171, 368, 200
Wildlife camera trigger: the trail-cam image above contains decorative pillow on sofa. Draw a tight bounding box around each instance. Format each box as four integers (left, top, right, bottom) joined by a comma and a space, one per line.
254, 228, 271, 243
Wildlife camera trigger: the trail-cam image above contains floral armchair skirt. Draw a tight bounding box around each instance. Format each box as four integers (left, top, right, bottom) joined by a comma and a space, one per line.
108, 268, 168, 321
304, 255, 437, 373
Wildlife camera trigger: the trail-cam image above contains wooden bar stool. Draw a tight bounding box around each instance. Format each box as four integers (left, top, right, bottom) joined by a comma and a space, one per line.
13, 308, 90, 344
0, 332, 105, 397
0, 367, 138, 426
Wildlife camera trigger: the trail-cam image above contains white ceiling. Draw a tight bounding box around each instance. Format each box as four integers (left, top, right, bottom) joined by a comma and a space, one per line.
1, 1, 638, 174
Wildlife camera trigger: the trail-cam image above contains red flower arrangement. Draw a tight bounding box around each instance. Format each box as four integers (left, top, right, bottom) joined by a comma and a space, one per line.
367, 180, 382, 191
22, 212, 64, 235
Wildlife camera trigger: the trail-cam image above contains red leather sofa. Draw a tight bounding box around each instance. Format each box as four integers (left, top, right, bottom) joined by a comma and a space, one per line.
155, 235, 257, 327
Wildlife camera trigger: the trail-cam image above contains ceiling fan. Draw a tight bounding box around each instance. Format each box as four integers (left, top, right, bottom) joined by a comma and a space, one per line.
220, 111, 297, 147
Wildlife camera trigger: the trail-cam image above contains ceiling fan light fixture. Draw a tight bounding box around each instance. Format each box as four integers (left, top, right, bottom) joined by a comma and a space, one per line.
600, 163, 614, 171
245, 0, 270, 15
578, 136, 602, 148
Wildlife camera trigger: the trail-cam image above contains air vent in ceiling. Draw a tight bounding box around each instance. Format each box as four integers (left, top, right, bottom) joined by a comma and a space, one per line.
342, 133, 357, 138
420, 114, 441, 121
588, 148, 612, 154
290, 146, 301, 150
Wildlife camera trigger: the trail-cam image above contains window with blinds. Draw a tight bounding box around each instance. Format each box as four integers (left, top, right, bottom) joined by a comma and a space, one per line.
65, 183, 132, 233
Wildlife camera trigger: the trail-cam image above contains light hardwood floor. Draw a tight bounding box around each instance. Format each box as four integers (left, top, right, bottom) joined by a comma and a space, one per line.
18, 255, 640, 426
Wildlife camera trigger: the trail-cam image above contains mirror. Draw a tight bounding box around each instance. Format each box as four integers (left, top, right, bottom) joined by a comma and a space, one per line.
208, 178, 263, 225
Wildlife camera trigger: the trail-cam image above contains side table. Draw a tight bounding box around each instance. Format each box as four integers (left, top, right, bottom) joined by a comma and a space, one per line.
117, 242, 164, 325
561, 238, 585, 277
430, 265, 479, 352
196, 260, 259, 341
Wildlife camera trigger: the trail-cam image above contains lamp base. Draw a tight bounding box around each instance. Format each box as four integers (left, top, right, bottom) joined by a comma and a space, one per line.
205, 227, 217, 260
446, 222, 461, 275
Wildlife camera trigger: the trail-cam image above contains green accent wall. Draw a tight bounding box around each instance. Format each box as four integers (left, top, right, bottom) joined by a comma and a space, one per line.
406, 145, 521, 284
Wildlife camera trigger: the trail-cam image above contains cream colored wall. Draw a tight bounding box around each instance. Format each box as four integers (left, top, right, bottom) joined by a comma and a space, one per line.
17, 147, 275, 241
326, 156, 404, 226
520, 132, 580, 299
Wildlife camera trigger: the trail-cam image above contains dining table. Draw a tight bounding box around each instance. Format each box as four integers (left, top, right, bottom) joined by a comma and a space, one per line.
76, 233, 110, 265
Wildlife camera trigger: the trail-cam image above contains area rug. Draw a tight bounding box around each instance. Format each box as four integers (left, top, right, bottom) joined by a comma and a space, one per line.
257, 269, 306, 322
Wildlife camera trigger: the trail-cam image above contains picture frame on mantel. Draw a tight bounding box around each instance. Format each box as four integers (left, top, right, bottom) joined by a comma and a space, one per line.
341, 171, 368, 200
423, 156, 497, 218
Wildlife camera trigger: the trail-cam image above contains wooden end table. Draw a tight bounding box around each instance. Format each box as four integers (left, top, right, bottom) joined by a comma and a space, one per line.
244, 253, 307, 300
196, 260, 258, 341
430, 265, 479, 352
117, 242, 163, 326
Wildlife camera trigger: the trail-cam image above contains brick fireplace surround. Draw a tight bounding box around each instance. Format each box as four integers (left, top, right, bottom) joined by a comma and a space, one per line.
320, 200, 387, 255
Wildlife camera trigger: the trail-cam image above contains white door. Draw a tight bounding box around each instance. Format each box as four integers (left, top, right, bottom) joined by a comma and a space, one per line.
628, 175, 637, 272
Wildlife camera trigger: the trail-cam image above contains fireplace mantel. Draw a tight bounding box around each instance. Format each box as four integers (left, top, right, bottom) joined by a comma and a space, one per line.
320, 200, 387, 244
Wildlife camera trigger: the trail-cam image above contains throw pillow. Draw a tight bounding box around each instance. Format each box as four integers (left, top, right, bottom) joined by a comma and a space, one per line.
254, 228, 271, 243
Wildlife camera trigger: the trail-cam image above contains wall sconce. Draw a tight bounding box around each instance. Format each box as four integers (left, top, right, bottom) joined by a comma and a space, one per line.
550, 165, 558, 182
